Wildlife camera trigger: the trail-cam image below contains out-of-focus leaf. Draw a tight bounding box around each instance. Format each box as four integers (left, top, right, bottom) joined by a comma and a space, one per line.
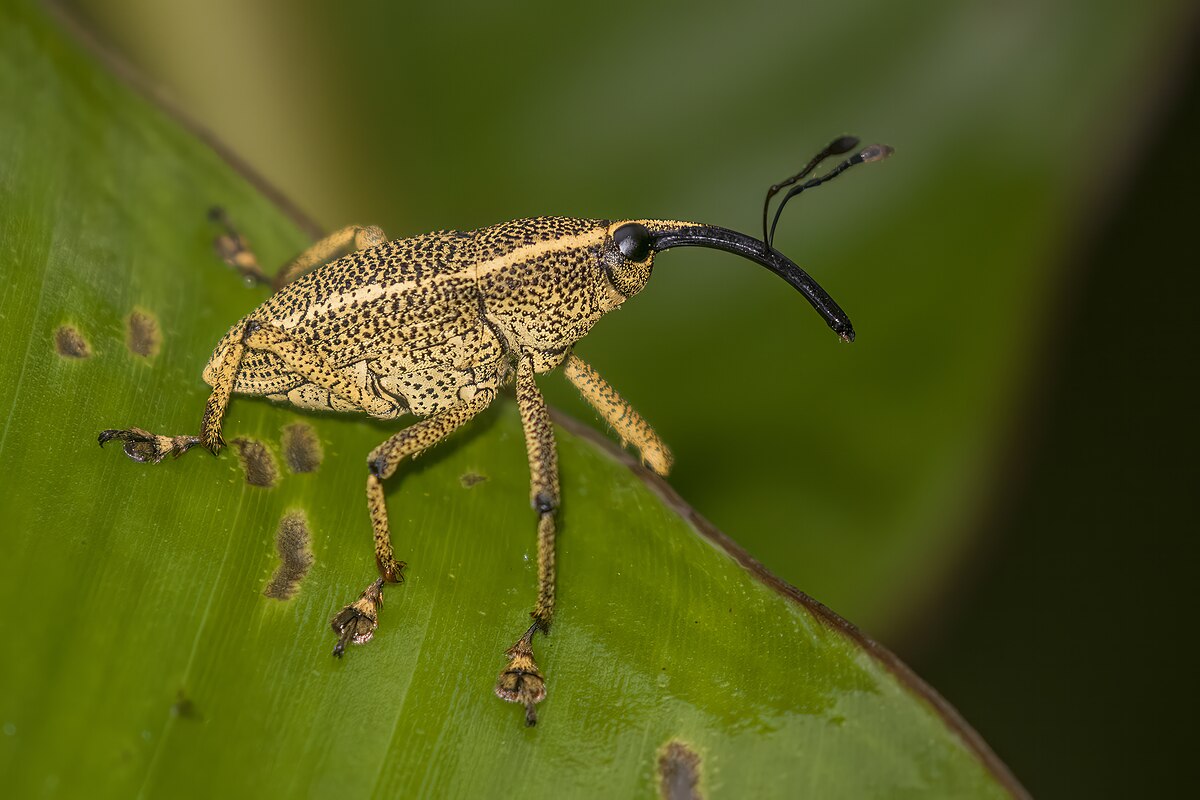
0, 3, 1020, 797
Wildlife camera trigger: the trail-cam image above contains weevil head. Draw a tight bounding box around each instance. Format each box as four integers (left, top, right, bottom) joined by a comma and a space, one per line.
600, 218, 855, 342
596, 219, 690, 300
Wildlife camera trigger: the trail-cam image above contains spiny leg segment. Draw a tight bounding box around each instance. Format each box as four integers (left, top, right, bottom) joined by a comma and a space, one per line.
331, 390, 496, 656
561, 353, 673, 476
495, 356, 560, 726
518, 356, 560, 631
494, 355, 675, 724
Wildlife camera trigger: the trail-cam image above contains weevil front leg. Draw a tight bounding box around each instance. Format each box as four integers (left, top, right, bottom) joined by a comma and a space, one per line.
495, 355, 559, 726
331, 389, 496, 657
209, 207, 386, 290
99, 320, 250, 459
561, 353, 672, 476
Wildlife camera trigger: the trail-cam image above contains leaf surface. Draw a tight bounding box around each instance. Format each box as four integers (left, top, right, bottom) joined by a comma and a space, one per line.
0, 4, 1018, 797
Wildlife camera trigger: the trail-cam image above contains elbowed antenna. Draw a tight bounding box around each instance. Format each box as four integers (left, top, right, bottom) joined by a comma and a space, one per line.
666, 137, 893, 341
614, 137, 891, 342
765, 139, 895, 249
645, 224, 857, 342
762, 135, 859, 247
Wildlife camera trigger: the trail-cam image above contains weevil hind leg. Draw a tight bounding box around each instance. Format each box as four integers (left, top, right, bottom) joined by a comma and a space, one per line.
209, 207, 270, 286
99, 322, 249, 461
495, 355, 559, 726
330, 390, 496, 657
208, 208, 387, 290
240, 322, 398, 418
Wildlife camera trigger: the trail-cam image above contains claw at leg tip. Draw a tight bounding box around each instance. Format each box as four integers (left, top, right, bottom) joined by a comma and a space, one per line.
329, 579, 384, 658
496, 625, 547, 724
97, 427, 196, 464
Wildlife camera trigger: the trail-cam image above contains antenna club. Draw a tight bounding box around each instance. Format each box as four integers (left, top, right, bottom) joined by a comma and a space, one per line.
860, 144, 895, 163
830, 135, 860, 154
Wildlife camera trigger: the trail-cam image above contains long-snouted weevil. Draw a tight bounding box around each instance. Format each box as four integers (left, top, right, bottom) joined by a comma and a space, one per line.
100, 136, 892, 726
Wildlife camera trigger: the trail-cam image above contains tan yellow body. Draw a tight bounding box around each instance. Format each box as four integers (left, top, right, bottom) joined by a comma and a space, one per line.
201, 217, 680, 420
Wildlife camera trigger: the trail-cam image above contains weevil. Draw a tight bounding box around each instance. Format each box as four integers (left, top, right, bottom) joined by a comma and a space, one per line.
100, 136, 891, 726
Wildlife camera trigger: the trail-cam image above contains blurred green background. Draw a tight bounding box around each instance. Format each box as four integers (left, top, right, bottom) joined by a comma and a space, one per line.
56, 0, 1200, 795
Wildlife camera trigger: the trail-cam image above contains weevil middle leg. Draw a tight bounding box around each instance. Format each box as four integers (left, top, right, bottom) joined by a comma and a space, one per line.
515, 356, 560, 631
363, 389, 496, 580
330, 389, 496, 656
495, 355, 560, 726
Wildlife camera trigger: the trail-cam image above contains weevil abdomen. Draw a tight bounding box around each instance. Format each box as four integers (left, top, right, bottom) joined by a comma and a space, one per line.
202, 228, 502, 418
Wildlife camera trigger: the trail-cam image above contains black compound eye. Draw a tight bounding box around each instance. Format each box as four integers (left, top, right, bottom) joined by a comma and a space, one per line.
613, 222, 652, 262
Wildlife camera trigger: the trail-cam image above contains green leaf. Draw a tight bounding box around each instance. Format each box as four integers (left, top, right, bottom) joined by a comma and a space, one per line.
0, 3, 1019, 797
69, 0, 1194, 635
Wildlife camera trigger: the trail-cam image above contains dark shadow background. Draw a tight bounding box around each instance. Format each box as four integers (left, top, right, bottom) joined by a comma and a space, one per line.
912, 53, 1200, 797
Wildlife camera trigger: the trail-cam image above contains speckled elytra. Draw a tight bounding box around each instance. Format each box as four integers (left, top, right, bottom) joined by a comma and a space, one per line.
100, 137, 891, 727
